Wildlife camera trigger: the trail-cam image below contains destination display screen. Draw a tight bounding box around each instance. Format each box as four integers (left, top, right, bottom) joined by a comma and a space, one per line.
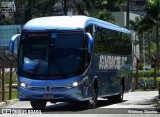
28, 33, 49, 38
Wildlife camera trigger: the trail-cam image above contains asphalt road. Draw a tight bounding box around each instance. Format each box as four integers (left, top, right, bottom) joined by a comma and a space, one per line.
1, 91, 159, 115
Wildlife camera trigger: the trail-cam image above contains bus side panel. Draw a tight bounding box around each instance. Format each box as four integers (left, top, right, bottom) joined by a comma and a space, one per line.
91, 54, 120, 96
91, 53, 132, 97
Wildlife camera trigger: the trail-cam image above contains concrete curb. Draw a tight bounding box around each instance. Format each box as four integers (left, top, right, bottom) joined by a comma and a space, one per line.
0, 99, 18, 108
155, 96, 160, 104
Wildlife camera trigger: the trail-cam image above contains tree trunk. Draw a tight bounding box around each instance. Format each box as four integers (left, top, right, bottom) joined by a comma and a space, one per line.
63, 0, 67, 15
126, 0, 129, 29
28, 0, 32, 20
24, 0, 32, 23
139, 33, 143, 63
147, 31, 151, 64
156, 25, 159, 69
73, 0, 85, 15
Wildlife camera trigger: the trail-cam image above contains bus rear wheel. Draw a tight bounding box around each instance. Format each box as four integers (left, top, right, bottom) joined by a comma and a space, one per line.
85, 86, 98, 109
117, 84, 124, 102
30, 101, 46, 110
108, 84, 123, 103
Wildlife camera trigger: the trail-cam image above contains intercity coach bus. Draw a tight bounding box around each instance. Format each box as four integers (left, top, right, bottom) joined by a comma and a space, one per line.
9, 16, 132, 109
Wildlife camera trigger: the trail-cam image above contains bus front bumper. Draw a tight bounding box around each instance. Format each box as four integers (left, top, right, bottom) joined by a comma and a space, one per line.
18, 83, 87, 102
17, 75, 92, 102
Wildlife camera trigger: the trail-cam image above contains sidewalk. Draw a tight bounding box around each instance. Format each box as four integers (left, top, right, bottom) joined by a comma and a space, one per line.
155, 96, 160, 104
0, 99, 18, 108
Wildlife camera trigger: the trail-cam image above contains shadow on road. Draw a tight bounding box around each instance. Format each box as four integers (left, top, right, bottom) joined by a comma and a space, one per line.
38, 99, 128, 113
97, 99, 128, 108
136, 99, 157, 105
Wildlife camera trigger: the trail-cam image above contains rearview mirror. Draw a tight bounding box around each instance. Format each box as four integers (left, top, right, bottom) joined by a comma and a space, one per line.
9, 34, 20, 54
85, 33, 93, 54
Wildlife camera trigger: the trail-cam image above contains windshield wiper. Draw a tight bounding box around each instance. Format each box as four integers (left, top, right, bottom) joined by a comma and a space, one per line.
31, 47, 47, 77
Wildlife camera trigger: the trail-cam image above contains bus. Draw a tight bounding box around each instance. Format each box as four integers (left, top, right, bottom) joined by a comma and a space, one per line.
9, 16, 132, 109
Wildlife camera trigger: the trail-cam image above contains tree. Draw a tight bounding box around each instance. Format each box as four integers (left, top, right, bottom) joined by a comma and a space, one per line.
139, 15, 155, 64
63, 0, 67, 15
15, 0, 36, 23
15, 0, 57, 24
90, 10, 115, 23
144, 0, 160, 69
130, 17, 144, 62
73, 0, 87, 15
130, 17, 140, 53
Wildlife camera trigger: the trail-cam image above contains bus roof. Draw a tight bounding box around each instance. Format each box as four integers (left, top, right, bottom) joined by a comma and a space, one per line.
23, 16, 130, 34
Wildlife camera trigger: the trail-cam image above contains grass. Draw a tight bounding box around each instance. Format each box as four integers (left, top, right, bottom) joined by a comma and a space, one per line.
0, 73, 18, 102
2, 73, 17, 84
0, 87, 18, 102
155, 104, 160, 109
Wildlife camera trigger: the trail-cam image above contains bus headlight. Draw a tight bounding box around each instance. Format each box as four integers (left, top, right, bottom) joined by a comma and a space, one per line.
20, 82, 28, 89
72, 82, 79, 87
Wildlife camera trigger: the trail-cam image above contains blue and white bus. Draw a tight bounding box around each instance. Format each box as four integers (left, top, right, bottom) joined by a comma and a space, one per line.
9, 16, 132, 109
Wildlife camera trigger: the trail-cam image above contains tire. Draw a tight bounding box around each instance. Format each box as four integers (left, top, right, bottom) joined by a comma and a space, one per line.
85, 85, 98, 109
116, 84, 124, 102
30, 101, 46, 110
108, 85, 123, 103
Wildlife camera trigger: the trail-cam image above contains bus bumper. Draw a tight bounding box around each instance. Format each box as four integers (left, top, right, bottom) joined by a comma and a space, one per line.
18, 87, 84, 102
18, 77, 90, 102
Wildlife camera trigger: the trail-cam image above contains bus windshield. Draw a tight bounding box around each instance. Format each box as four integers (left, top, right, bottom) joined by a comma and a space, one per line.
18, 31, 84, 79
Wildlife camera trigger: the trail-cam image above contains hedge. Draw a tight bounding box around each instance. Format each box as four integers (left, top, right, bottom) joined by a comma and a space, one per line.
132, 70, 160, 78
132, 69, 160, 90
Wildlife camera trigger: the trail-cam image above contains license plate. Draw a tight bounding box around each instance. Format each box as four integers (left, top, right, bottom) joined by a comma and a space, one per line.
43, 94, 54, 99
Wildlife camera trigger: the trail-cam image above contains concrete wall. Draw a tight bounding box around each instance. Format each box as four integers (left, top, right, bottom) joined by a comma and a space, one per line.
112, 12, 141, 28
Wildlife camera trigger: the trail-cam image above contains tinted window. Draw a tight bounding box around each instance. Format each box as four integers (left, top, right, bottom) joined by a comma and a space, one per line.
93, 26, 132, 55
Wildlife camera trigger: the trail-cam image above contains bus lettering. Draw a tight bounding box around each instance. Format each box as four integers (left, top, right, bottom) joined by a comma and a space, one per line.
99, 55, 127, 70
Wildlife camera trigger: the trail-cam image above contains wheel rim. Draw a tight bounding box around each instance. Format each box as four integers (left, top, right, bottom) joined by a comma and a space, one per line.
120, 85, 123, 100
89, 87, 97, 107
90, 89, 96, 104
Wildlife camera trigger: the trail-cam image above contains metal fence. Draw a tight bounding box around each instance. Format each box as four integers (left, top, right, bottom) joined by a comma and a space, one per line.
0, 25, 21, 54
0, 25, 20, 102
0, 54, 17, 102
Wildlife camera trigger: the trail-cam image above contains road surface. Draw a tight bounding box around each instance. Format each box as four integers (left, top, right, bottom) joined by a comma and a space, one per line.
0, 91, 160, 115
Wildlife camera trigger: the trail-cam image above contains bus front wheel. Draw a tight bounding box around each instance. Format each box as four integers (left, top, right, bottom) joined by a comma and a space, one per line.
85, 85, 98, 109
30, 101, 46, 110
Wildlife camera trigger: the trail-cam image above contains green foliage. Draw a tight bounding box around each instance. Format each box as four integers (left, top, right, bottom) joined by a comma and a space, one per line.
133, 70, 160, 78
132, 70, 160, 90
132, 77, 160, 91
159, 82, 160, 98
131, 0, 160, 67
130, 17, 141, 33
0, 18, 15, 25
4, 73, 17, 84
139, 63, 144, 70
5, 90, 18, 101
0, 73, 17, 102
90, 10, 115, 23
144, 0, 160, 22
150, 42, 156, 54
138, 15, 154, 33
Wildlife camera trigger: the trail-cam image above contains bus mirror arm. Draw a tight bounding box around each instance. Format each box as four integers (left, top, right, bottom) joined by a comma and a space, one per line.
85, 33, 93, 54
9, 34, 21, 55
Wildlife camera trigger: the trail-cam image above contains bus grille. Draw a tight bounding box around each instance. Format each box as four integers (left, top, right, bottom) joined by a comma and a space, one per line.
28, 86, 69, 91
